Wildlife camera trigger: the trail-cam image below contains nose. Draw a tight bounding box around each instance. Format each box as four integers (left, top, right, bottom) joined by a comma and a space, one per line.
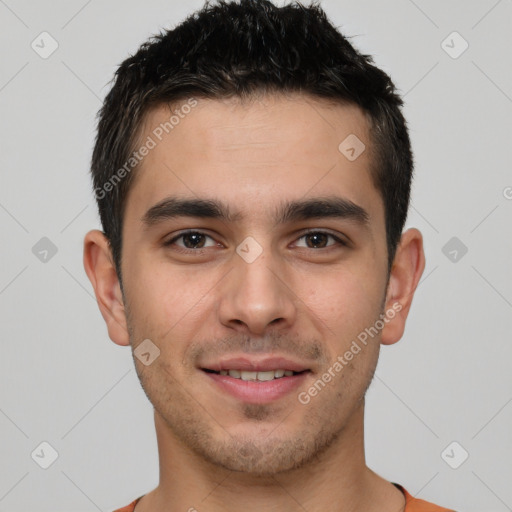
217, 247, 297, 336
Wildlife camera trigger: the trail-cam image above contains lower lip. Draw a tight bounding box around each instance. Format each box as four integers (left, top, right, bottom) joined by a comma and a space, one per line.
202, 370, 310, 404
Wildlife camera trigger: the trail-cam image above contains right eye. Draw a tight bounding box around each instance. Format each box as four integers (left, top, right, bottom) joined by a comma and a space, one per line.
163, 230, 220, 252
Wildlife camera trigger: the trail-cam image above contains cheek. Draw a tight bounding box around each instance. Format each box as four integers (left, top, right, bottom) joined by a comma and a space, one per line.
124, 260, 219, 349
304, 268, 383, 335
124, 250, 184, 313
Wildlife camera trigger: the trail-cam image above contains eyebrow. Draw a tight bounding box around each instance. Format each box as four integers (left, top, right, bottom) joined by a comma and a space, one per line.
141, 195, 370, 229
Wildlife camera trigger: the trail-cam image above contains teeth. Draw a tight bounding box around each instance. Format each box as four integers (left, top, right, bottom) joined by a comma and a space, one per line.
240, 371, 258, 381
219, 369, 297, 381
255, 371, 276, 381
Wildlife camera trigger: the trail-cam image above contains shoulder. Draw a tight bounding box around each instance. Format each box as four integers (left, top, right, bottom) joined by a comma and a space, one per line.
393, 483, 455, 512
112, 495, 143, 512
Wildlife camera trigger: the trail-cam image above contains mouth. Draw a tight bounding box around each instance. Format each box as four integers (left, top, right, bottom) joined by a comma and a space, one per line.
199, 357, 312, 404
202, 368, 309, 381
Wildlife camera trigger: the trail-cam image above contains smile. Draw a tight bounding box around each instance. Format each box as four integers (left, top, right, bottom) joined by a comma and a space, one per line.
201, 368, 311, 403
203, 368, 306, 381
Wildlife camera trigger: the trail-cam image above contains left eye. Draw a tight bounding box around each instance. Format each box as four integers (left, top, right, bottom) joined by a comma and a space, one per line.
294, 231, 345, 249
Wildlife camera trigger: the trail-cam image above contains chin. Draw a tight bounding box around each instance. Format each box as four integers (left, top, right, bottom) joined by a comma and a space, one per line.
195, 430, 332, 477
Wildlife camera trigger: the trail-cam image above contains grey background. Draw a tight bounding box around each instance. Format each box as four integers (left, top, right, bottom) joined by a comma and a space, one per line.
0, 0, 511, 511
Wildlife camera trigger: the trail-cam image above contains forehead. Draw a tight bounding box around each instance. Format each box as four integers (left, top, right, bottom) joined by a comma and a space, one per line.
124, 93, 382, 229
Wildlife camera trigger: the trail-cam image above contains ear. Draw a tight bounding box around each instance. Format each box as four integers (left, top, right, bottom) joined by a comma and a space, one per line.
83, 229, 130, 346
380, 228, 425, 345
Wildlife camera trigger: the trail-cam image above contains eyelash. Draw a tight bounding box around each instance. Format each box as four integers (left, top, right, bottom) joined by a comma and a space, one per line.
163, 229, 348, 253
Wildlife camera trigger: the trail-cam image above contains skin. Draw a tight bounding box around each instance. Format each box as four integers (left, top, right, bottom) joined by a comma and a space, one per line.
84, 93, 425, 512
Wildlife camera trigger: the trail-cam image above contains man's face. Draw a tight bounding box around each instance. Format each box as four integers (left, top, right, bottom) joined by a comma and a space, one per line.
120, 93, 390, 474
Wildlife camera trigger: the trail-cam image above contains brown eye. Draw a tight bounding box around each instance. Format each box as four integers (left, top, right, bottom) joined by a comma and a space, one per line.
165, 231, 217, 250
295, 231, 346, 249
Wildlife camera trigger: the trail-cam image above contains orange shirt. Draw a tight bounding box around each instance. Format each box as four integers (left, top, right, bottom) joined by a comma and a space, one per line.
113, 483, 455, 511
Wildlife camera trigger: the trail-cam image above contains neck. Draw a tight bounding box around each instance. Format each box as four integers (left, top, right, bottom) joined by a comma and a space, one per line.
135, 402, 405, 512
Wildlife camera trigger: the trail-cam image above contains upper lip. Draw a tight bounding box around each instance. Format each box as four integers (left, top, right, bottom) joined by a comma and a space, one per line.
200, 356, 310, 373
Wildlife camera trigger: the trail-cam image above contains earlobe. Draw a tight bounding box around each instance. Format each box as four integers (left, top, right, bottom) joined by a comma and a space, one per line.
83, 229, 130, 346
380, 228, 426, 346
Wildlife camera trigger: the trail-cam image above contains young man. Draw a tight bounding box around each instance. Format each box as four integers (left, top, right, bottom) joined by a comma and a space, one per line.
83, 1, 454, 510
